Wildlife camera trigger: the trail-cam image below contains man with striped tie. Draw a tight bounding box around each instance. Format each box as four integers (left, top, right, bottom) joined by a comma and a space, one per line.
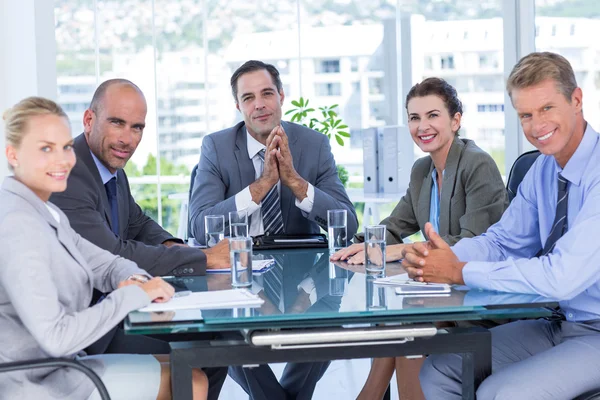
188, 60, 358, 399
403, 52, 600, 399
188, 60, 358, 244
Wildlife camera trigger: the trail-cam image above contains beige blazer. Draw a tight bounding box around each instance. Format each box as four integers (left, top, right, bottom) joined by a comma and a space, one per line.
0, 177, 151, 399
358, 137, 508, 245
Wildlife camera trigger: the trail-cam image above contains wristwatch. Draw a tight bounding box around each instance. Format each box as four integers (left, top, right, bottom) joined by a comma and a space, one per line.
127, 274, 150, 283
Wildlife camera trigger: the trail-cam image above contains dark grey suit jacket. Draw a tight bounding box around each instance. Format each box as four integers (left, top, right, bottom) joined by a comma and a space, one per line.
358, 137, 508, 245
189, 121, 358, 243
50, 133, 207, 277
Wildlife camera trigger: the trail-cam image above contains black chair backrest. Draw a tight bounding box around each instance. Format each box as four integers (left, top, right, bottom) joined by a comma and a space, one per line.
187, 164, 199, 239
506, 150, 541, 202
188, 163, 199, 203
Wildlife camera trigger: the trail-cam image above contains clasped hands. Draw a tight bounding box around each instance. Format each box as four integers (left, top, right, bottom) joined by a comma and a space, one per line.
401, 222, 466, 285
252, 125, 308, 202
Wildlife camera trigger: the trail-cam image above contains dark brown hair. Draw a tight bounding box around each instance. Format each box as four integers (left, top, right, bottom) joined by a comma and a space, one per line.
230, 60, 283, 102
405, 77, 463, 134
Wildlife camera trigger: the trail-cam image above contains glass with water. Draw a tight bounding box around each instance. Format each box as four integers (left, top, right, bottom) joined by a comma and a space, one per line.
230, 237, 252, 288
204, 215, 225, 247
229, 210, 249, 238
364, 225, 386, 272
366, 272, 387, 310
327, 209, 347, 252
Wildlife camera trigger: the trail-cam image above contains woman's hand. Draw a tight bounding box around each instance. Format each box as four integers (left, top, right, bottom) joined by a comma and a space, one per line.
330, 243, 364, 262
140, 278, 175, 303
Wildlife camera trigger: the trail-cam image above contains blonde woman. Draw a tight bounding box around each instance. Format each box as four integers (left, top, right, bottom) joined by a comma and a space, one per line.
0, 97, 207, 399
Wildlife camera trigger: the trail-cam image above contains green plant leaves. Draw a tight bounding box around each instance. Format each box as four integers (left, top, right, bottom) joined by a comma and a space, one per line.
285, 98, 352, 146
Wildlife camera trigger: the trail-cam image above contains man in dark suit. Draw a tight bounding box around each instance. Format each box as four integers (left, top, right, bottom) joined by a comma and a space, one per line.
188, 60, 358, 243
188, 60, 357, 399
50, 79, 229, 399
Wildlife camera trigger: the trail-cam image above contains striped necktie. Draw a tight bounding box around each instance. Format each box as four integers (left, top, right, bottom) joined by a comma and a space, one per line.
257, 149, 284, 235
541, 173, 569, 256
263, 255, 284, 311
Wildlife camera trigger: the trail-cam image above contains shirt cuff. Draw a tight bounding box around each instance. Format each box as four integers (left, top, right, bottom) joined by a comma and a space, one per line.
235, 186, 261, 216
462, 261, 492, 290
297, 277, 317, 304
295, 183, 315, 214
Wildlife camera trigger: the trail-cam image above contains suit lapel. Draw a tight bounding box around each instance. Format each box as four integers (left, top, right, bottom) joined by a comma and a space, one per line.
3, 178, 93, 284
438, 138, 465, 236
74, 134, 114, 228
417, 161, 434, 234
235, 125, 260, 226
281, 122, 301, 229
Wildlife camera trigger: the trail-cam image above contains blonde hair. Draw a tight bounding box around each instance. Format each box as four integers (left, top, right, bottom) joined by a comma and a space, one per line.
507, 52, 577, 102
3, 97, 68, 149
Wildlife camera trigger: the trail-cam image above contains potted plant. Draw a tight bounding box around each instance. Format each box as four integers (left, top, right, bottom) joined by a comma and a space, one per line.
285, 97, 351, 186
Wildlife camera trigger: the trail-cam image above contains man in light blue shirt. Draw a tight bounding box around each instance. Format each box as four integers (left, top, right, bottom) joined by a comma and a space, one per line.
403, 52, 600, 399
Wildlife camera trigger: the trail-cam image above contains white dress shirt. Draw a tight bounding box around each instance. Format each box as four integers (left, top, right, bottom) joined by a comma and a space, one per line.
234, 130, 315, 236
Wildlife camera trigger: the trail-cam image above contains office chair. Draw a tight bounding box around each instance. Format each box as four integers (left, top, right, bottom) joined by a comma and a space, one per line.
0, 358, 111, 400
506, 149, 541, 202
186, 164, 199, 241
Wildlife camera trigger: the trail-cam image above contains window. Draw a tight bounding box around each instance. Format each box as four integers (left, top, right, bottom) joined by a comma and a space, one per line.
350, 57, 359, 72
477, 104, 505, 113
315, 82, 341, 96
441, 55, 455, 69
316, 59, 340, 74
368, 77, 383, 95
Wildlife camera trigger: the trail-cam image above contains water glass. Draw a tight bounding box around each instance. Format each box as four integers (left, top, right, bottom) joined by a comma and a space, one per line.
364, 225, 386, 272
327, 209, 347, 252
366, 272, 387, 310
229, 210, 249, 238
328, 262, 348, 296
204, 215, 225, 247
229, 237, 253, 288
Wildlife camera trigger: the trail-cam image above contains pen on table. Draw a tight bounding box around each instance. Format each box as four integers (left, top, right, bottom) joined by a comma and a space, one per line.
173, 290, 192, 298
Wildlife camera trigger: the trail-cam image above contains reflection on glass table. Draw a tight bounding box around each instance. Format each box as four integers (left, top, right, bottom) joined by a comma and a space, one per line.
126, 248, 557, 335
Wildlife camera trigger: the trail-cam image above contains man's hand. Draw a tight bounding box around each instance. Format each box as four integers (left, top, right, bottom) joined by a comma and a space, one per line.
163, 240, 187, 248
140, 277, 175, 303
401, 223, 466, 284
249, 127, 280, 203
272, 126, 308, 201
203, 238, 231, 269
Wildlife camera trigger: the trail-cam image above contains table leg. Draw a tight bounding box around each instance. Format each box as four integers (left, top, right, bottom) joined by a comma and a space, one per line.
171, 348, 194, 400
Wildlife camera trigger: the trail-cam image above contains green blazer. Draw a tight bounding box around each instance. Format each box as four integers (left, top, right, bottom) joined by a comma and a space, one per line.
358, 137, 508, 245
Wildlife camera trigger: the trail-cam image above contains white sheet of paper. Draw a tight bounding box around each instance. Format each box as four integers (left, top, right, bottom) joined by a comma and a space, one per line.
206, 258, 275, 274
138, 289, 264, 312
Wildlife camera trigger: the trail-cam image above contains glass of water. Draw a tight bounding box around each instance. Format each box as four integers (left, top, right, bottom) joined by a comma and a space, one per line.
204, 215, 225, 247
366, 272, 387, 310
229, 210, 248, 238
327, 209, 347, 252
364, 225, 386, 272
230, 237, 252, 288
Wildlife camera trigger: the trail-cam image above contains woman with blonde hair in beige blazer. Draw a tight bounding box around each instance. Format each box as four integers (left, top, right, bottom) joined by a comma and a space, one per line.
0, 97, 207, 400
331, 78, 508, 400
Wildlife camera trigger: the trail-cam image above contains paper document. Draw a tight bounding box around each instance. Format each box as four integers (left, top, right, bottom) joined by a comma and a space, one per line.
206, 258, 275, 274
273, 238, 323, 243
374, 273, 450, 288
138, 289, 264, 312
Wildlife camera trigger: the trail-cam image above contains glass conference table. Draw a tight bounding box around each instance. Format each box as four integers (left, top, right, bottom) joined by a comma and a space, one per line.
125, 248, 558, 400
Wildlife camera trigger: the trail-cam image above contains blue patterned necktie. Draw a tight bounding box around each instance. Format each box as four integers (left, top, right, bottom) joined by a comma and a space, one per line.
257, 149, 284, 235
104, 177, 120, 236
541, 173, 569, 256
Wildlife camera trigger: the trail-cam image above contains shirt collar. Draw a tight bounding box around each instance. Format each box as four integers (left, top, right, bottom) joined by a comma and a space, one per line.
246, 128, 266, 159
560, 122, 599, 186
90, 150, 117, 185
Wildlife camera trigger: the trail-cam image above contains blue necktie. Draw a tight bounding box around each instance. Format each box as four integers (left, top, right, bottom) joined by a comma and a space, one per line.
541, 174, 569, 256
257, 149, 284, 235
105, 177, 120, 236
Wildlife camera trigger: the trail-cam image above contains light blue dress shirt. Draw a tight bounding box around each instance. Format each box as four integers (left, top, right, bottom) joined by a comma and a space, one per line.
90, 150, 117, 185
429, 168, 444, 234
453, 123, 600, 322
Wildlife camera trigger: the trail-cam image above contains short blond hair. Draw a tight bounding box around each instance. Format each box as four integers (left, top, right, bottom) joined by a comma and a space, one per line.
3, 97, 68, 149
507, 52, 577, 102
